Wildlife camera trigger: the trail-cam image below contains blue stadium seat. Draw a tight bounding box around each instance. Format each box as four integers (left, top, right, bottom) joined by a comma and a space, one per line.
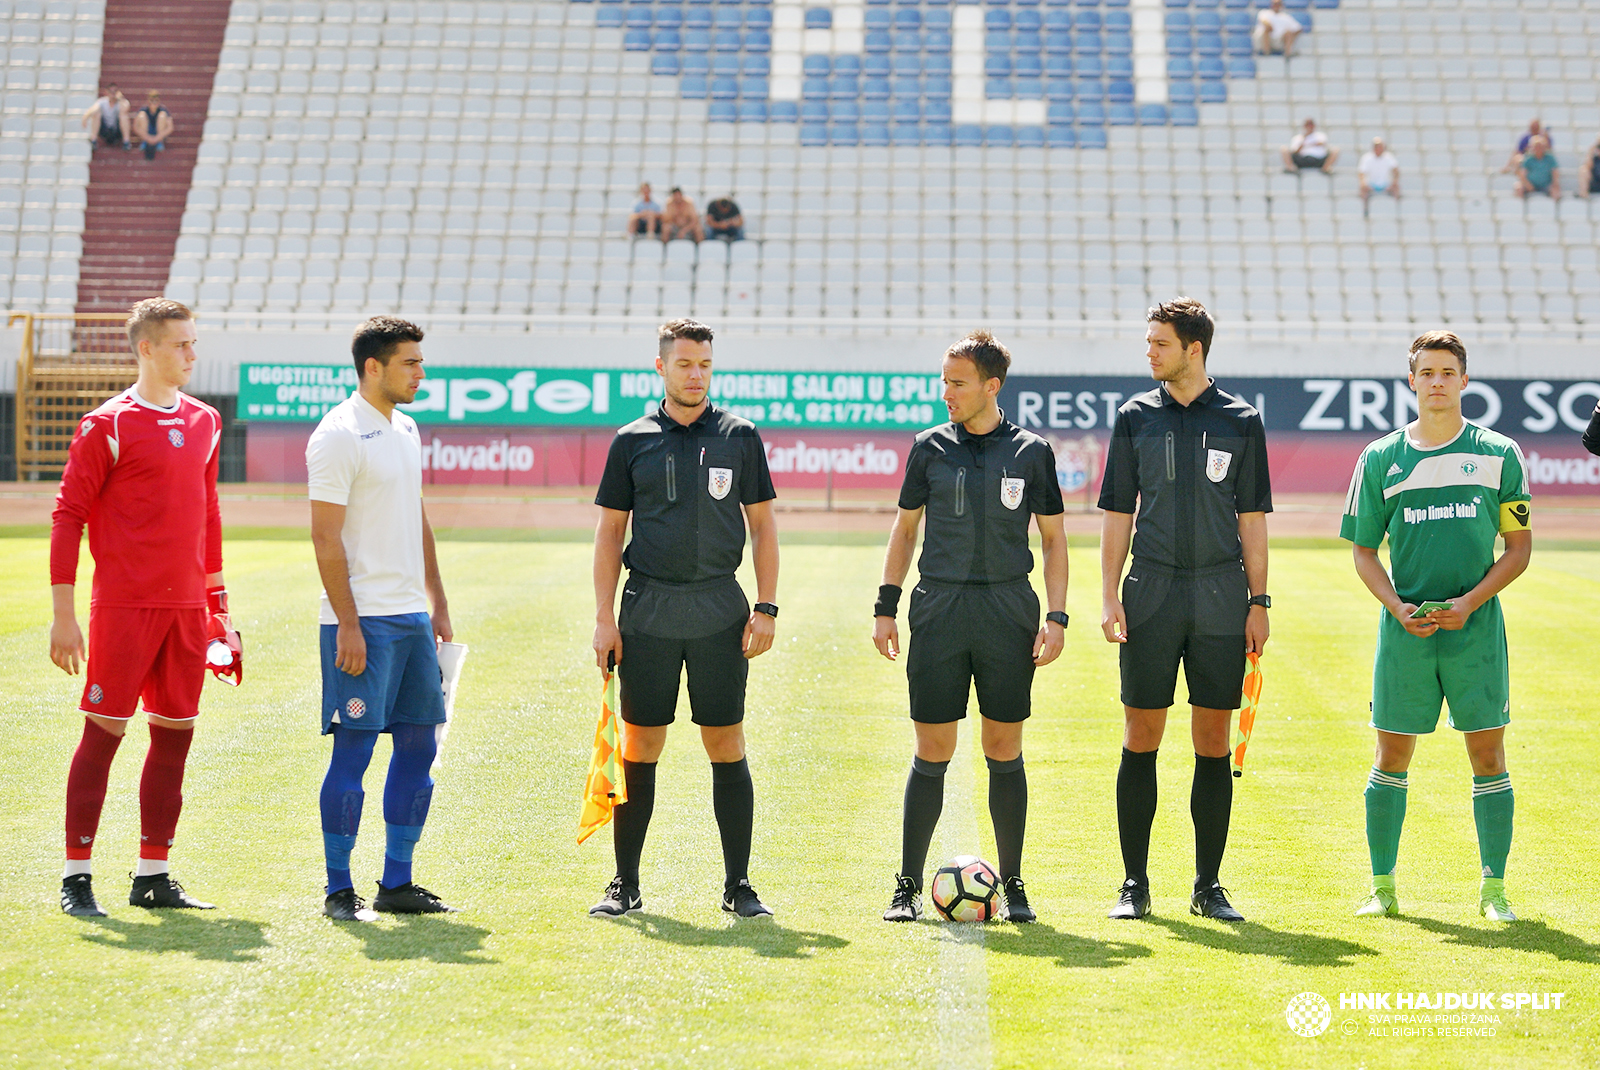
1078, 126, 1107, 149
926, 7, 952, 29
1045, 9, 1072, 29
1221, 0, 1248, 6
1295, 11, 1313, 30
1076, 10, 1101, 30
801, 99, 829, 122
1047, 101, 1074, 125
987, 78, 1014, 98
892, 122, 920, 144
1166, 11, 1191, 29
987, 30, 1011, 49
1196, 32, 1222, 55
596, 7, 624, 28
624, 29, 651, 50
1046, 53, 1073, 75
1016, 54, 1043, 76
1168, 80, 1196, 102
743, 77, 769, 98
1016, 76, 1043, 96
655, 29, 682, 49
831, 123, 860, 146
831, 74, 860, 98
1076, 78, 1104, 101
745, 30, 770, 51
892, 75, 920, 97
1076, 101, 1105, 124
1074, 31, 1101, 52
924, 123, 952, 144
836, 54, 862, 73
714, 7, 741, 27
893, 99, 920, 121
894, 8, 921, 28
1197, 56, 1225, 79
987, 125, 1014, 147
1046, 31, 1072, 53
744, 54, 771, 74
708, 100, 736, 122
711, 53, 738, 73
1165, 0, 1190, 6
714, 30, 741, 51
683, 54, 711, 74
1312, 0, 1337, 7
1138, 103, 1167, 125
863, 99, 890, 121
1075, 53, 1103, 77
924, 100, 952, 122
865, 7, 891, 29
1194, 11, 1222, 30
1106, 10, 1131, 29
925, 30, 952, 51
1167, 31, 1193, 51
805, 9, 832, 29
864, 77, 890, 99
1198, 80, 1226, 102
681, 75, 708, 97
652, 53, 680, 75
739, 100, 767, 121
1107, 55, 1133, 78
625, 6, 652, 28
1047, 125, 1076, 147
1046, 76, 1073, 99
747, 9, 772, 28
866, 30, 891, 52
1017, 9, 1042, 30
1108, 79, 1133, 103
1283, 0, 1309, 8
865, 54, 890, 76
800, 123, 827, 145
686, 7, 712, 27
1170, 103, 1199, 126
925, 76, 952, 99
684, 29, 711, 51
770, 100, 798, 122
954, 124, 983, 147
803, 76, 829, 99
985, 9, 1011, 29
1017, 125, 1045, 148
833, 99, 860, 120
1108, 102, 1135, 125
1223, 11, 1251, 30
894, 31, 921, 50
1225, 33, 1251, 55
804, 54, 831, 75
1227, 56, 1255, 78
1014, 31, 1040, 53
863, 123, 890, 146
986, 53, 1012, 76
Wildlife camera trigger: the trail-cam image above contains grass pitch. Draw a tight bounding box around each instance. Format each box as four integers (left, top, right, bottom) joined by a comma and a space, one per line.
1, 533, 1597, 1070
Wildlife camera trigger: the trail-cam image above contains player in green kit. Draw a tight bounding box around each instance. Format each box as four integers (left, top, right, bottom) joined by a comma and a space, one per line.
1340, 331, 1532, 922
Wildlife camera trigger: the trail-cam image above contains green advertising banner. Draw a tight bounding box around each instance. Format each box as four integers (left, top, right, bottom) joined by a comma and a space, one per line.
238, 364, 945, 431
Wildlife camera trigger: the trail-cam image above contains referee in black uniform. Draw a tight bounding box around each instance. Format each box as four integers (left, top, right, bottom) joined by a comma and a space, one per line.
873, 331, 1069, 924
1099, 299, 1272, 922
590, 319, 781, 920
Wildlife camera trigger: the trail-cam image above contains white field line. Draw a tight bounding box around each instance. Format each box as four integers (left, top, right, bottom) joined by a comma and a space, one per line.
933, 737, 992, 1069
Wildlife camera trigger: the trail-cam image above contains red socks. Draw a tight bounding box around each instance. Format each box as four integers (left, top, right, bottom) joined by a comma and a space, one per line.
64, 718, 123, 859
139, 725, 194, 861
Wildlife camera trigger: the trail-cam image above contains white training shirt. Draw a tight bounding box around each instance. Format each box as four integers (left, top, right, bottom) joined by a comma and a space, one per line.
306, 391, 430, 625
1359, 150, 1401, 189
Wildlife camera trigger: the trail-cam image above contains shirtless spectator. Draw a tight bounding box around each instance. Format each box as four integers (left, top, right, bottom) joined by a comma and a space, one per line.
1501, 118, 1550, 174
1515, 136, 1560, 200
1281, 117, 1338, 174
626, 183, 661, 239
134, 91, 174, 161
659, 187, 704, 243
1252, 0, 1301, 58
704, 195, 745, 241
80, 84, 129, 149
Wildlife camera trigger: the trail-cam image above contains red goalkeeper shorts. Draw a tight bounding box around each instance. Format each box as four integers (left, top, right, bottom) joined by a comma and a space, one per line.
80, 606, 208, 721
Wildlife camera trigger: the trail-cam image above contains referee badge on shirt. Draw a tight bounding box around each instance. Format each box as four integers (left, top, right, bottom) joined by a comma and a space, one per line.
708, 466, 733, 500
1206, 449, 1232, 483
1000, 477, 1025, 510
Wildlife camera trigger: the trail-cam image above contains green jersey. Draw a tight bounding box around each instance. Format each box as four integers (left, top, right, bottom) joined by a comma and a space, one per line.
1340, 421, 1531, 604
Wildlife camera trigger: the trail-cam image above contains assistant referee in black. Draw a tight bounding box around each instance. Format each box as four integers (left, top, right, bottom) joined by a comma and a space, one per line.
873, 330, 1069, 924
590, 318, 780, 920
1100, 299, 1272, 923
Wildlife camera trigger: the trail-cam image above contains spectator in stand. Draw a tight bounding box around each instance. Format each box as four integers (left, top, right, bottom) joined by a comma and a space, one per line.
626, 183, 662, 239
704, 195, 745, 242
1501, 118, 1550, 174
1514, 136, 1560, 200
1252, 0, 1302, 58
1281, 118, 1338, 174
80, 84, 129, 150
660, 187, 704, 244
134, 91, 174, 161
1358, 137, 1400, 206
1576, 135, 1600, 199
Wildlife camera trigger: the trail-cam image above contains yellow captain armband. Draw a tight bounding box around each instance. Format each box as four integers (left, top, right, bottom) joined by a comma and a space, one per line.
1499, 500, 1531, 533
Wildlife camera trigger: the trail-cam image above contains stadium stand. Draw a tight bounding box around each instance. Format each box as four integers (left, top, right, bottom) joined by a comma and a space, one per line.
4, 0, 1600, 339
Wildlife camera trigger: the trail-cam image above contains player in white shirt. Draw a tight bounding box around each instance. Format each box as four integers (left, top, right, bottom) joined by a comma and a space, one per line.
306, 317, 458, 922
1359, 138, 1402, 206
1252, 0, 1302, 57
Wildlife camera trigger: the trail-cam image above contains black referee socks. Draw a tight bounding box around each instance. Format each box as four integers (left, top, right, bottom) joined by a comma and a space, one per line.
986, 755, 1028, 881
1191, 753, 1234, 888
711, 758, 754, 892
900, 757, 948, 892
1116, 747, 1159, 885
612, 759, 657, 888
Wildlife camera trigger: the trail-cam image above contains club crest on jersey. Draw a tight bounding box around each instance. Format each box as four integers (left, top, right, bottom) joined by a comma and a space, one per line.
1000, 477, 1025, 510
1206, 449, 1232, 483
88, 684, 103, 704
708, 467, 733, 500
167, 428, 185, 448
1460, 459, 1478, 476
345, 697, 366, 720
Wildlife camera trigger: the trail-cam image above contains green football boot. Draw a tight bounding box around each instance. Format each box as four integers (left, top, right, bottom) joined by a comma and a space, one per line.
1479, 877, 1516, 922
1355, 874, 1400, 917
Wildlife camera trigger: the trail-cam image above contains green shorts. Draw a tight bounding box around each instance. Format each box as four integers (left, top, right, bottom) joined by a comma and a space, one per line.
1370, 596, 1510, 735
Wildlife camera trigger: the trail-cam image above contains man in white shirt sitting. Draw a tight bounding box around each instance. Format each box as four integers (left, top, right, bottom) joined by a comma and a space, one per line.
1252, 0, 1302, 57
1359, 138, 1401, 206
1281, 118, 1339, 174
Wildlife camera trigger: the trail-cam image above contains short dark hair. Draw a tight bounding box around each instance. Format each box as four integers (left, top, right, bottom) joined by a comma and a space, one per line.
126, 297, 193, 352
945, 329, 1011, 384
1408, 330, 1466, 374
352, 316, 424, 378
1147, 298, 1215, 360
658, 318, 714, 357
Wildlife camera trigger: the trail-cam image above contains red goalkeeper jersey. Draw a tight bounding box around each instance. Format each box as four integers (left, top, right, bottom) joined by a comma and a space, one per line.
50, 388, 223, 608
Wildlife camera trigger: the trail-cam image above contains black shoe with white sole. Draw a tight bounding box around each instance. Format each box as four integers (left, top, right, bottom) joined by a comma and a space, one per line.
589, 877, 643, 918
1191, 881, 1244, 921
1108, 878, 1151, 920
721, 879, 774, 919
61, 874, 107, 917
373, 881, 458, 914
1001, 876, 1036, 923
883, 875, 922, 922
324, 887, 377, 921
129, 873, 214, 909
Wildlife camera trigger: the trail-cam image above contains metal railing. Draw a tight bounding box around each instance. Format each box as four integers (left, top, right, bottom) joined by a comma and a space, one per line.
12, 312, 137, 480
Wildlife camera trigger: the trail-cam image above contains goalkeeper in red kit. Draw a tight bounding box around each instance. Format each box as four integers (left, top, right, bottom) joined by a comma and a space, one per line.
49, 299, 242, 917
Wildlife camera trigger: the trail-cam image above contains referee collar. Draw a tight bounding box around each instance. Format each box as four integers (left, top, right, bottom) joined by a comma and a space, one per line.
1158, 379, 1220, 409
955, 409, 1013, 443
655, 399, 717, 433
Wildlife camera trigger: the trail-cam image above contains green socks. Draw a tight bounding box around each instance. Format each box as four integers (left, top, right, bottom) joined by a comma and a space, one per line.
1364, 767, 1408, 877
1472, 772, 1514, 879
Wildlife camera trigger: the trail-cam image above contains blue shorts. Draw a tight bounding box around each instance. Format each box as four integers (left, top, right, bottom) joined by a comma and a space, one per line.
320, 613, 447, 735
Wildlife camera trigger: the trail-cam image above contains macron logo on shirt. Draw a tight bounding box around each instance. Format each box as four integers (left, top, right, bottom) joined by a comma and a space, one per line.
360, 429, 384, 440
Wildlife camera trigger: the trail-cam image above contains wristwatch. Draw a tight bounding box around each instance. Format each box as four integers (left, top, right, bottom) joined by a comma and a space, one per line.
1046, 611, 1070, 627
1247, 594, 1272, 609
753, 602, 779, 618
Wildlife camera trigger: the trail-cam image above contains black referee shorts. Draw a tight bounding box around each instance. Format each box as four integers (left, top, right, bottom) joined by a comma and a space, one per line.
1119, 561, 1248, 711
618, 621, 749, 727
905, 579, 1039, 724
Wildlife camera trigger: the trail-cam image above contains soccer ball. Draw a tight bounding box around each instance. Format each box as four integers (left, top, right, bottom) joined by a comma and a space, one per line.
929, 855, 1001, 922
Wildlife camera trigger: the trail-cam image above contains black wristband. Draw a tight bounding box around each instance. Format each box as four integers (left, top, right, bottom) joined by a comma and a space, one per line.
753, 602, 779, 618
1046, 610, 1069, 628
874, 584, 902, 618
